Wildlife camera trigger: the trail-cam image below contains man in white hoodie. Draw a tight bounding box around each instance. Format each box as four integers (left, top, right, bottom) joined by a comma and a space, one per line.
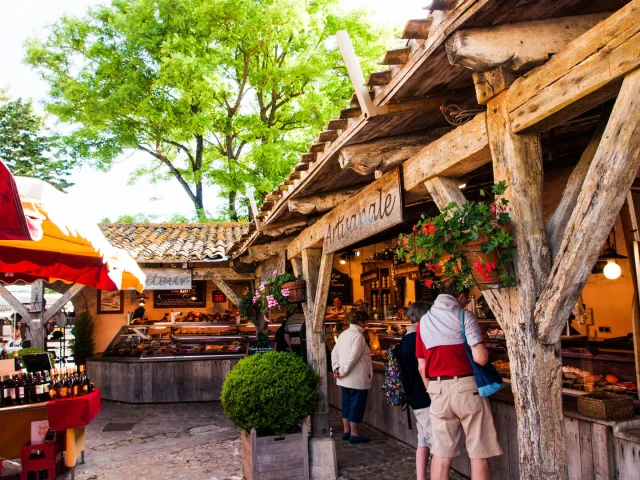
416, 277, 502, 480
331, 310, 373, 444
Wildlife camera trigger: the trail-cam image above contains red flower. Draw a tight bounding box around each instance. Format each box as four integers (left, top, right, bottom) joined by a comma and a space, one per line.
483, 273, 490, 280
427, 263, 437, 273
491, 204, 497, 214
473, 260, 484, 274
412, 226, 418, 234
424, 279, 433, 289
403, 237, 409, 248
425, 222, 437, 234
422, 225, 429, 235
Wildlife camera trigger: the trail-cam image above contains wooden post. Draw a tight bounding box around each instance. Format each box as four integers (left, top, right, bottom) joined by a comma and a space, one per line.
214, 280, 241, 306
42, 284, 84, 323
484, 86, 566, 480
29, 280, 46, 349
299, 248, 334, 437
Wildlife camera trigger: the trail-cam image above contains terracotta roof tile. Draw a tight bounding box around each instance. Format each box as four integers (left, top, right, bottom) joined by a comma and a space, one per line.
99, 222, 249, 261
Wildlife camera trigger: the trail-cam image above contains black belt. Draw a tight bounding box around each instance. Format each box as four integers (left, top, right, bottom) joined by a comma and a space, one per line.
429, 373, 474, 381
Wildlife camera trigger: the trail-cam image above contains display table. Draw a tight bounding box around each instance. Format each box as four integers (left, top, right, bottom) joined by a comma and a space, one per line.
46, 389, 101, 471
0, 390, 101, 478
88, 355, 242, 403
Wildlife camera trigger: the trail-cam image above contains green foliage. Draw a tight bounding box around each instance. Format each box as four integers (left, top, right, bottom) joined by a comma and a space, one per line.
238, 272, 301, 322
25, 0, 390, 220
17, 347, 54, 364
0, 93, 75, 191
70, 310, 96, 360
221, 351, 320, 436
397, 182, 516, 291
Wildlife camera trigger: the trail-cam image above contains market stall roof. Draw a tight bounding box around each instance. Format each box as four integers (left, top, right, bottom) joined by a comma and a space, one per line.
100, 222, 248, 262
0, 161, 146, 291
229, 0, 629, 259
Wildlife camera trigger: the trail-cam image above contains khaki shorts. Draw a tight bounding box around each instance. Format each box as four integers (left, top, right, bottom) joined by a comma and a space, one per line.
426, 375, 503, 459
413, 407, 432, 448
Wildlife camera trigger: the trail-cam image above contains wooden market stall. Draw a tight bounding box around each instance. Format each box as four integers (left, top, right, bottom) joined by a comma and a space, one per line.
231, 2, 640, 479
85, 222, 265, 403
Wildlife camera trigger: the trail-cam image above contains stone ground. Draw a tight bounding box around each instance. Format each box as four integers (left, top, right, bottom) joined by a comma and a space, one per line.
1, 402, 464, 480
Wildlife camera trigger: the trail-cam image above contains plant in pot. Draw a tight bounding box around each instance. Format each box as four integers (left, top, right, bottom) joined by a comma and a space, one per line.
238, 272, 302, 342
221, 351, 319, 479
69, 310, 96, 365
396, 181, 516, 290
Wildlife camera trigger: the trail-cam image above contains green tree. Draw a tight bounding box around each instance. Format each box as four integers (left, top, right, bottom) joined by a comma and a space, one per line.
0, 93, 75, 191
25, 0, 389, 220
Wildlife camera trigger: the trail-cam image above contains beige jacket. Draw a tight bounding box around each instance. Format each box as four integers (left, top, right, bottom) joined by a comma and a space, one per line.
331, 324, 373, 390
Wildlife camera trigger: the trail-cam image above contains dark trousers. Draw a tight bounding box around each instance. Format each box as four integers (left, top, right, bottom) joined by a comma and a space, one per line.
341, 387, 368, 423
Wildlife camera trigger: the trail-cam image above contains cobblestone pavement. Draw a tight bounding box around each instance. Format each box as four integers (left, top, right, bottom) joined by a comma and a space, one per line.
2, 402, 465, 479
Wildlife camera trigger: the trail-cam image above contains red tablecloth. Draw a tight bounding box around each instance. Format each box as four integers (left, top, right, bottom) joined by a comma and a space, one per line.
46, 389, 101, 431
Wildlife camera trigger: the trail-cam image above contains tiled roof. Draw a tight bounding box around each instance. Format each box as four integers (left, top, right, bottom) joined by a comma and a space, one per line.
99, 222, 249, 262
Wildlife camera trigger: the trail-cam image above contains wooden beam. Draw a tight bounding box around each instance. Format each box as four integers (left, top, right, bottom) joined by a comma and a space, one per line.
214, 279, 241, 305
507, 2, 640, 133
336, 30, 377, 119
248, 190, 261, 229
247, 237, 294, 262
43, 284, 84, 323
265, 193, 281, 203
446, 13, 609, 72
318, 130, 339, 143
300, 248, 333, 437
259, 217, 308, 232
312, 253, 334, 333
340, 106, 362, 119
366, 69, 393, 87
301, 153, 316, 163
537, 69, 640, 344
472, 68, 518, 105
380, 47, 411, 65
546, 110, 608, 259
310, 143, 327, 154
424, 176, 467, 208
0, 284, 30, 319
328, 118, 349, 131
287, 188, 361, 215
289, 171, 301, 180
401, 18, 432, 40
403, 113, 491, 192
339, 127, 451, 176
192, 268, 255, 281
295, 163, 310, 172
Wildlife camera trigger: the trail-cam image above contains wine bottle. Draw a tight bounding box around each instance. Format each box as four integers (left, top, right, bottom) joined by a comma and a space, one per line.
79, 365, 89, 395
41, 371, 51, 401
13, 351, 22, 372
16, 374, 26, 405
50, 369, 59, 400
71, 367, 80, 397
60, 368, 69, 398
4, 375, 17, 406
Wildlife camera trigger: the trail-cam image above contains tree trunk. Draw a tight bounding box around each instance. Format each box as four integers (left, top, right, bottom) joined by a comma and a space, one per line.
194, 180, 206, 221
229, 190, 238, 221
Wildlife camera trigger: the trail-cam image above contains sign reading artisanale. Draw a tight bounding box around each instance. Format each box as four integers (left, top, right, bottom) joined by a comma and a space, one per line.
323, 167, 404, 254
142, 268, 192, 291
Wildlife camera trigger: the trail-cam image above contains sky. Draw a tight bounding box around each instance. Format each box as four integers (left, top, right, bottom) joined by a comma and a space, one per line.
0, 0, 426, 223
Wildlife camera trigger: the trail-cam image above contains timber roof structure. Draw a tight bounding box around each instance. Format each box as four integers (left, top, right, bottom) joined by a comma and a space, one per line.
230, 0, 631, 260
100, 222, 249, 262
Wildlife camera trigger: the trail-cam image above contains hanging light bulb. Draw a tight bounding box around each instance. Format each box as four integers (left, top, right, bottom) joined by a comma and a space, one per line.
603, 260, 622, 280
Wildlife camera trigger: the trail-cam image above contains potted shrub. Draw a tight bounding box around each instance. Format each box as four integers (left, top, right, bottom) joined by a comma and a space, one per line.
221, 351, 319, 479
70, 310, 96, 365
397, 181, 516, 290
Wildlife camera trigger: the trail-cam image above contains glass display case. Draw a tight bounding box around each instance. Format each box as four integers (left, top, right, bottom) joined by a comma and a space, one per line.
102, 322, 281, 360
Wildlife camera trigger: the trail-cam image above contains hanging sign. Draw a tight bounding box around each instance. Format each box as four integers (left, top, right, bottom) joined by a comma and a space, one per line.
394, 263, 420, 280
212, 290, 227, 303
142, 268, 192, 291
153, 280, 206, 308
360, 271, 379, 285
323, 167, 404, 254
328, 270, 353, 305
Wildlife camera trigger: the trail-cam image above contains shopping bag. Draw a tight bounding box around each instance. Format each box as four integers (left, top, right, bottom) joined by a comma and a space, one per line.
460, 310, 503, 397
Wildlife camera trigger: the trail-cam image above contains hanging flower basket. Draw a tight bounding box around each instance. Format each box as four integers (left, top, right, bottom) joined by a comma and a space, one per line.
281, 280, 306, 303
396, 182, 517, 291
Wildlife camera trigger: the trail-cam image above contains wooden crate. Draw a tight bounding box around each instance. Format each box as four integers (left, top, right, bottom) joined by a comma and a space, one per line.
242, 423, 309, 480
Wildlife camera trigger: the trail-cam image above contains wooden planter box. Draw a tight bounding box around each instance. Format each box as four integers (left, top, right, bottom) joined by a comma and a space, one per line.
281, 280, 306, 303
242, 423, 309, 480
